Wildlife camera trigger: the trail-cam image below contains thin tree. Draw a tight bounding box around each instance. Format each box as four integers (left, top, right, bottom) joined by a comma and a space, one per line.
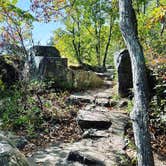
119, 0, 154, 165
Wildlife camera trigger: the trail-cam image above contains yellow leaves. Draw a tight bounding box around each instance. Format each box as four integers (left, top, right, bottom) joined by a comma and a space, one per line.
147, 5, 166, 29
151, 6, 166, 23
151, 57, 166, 65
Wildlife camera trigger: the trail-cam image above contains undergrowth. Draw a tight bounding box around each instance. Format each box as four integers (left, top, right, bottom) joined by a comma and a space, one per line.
0, 81, 80, 140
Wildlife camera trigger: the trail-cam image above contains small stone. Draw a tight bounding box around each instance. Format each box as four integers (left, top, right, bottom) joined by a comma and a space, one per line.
15, 137, 28, 150
119, 100, 128, 108
109, 100, 118, 107
94, 92, 112, 99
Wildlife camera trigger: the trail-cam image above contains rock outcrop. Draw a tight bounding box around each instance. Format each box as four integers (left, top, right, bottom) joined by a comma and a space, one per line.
0, 55, 24, 86
0, 134, 30, 166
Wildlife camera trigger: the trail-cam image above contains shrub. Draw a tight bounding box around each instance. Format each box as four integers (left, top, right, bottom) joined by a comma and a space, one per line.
68, 70, 103, 90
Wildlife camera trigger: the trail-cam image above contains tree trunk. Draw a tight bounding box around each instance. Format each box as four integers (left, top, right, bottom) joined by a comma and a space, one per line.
156, 0, 160, 7
95, 22, 101, 66
71, 20, 82, 65
119, 0, 154, 166
103, 17, 113, 68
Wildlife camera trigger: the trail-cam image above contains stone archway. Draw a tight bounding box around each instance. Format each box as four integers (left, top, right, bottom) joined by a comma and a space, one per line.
114, 49, 133, 98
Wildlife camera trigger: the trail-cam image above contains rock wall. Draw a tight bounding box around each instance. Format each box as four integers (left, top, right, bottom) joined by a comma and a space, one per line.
0, 55, 24, 86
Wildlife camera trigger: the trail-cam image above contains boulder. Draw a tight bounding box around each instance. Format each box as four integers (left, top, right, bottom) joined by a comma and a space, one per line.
77, 110, 112, 130
0, 55, 24, 86
114, 49, 133, 98
0, 134, 30, 166
28, 46, 69, 88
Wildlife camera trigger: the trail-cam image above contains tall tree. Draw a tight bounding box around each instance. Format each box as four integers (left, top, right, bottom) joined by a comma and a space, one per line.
53, 0, 117, 67
119, 0, 154, 166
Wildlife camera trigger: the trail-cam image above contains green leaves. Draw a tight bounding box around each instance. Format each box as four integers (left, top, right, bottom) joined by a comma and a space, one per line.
11, 0, 18, 5
53, 0, 118, 66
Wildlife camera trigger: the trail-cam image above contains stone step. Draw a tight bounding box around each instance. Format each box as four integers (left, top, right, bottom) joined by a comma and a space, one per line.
66, 94, 94, 105
77, 110, 112, 130
28, 111, 130, 166
67, 150, 105, 166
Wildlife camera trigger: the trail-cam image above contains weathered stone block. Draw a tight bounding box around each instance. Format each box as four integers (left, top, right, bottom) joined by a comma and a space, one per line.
28, 45, 69, 88
77, 110, 112, 130
114, 49, 133, 98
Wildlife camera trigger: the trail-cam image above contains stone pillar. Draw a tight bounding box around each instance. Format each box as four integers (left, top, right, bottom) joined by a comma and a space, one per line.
114, 49, 133, 98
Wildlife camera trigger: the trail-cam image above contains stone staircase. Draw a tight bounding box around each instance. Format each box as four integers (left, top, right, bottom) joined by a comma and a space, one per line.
28, 70, 131, 166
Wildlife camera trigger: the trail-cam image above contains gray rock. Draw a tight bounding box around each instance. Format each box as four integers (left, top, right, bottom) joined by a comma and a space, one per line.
28, 111, 130, 166
29, 45, 60, 57
95, 98, 110, 107
77, 110, 112, 130
66, 95, 94, 105
67, 150, 105, 166
96, 72, 114, 80
1, 133, 28, 150
82, 129, 110, 139
0, 55, 24, 86
15, 137, 28, 150
84, 105, 110, 113
0, 134, 30, 166
28, 45, 69, 87
94, 92, 112, 99
114, 49, 133, 98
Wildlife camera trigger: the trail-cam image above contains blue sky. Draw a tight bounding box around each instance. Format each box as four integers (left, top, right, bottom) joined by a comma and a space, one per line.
16, 0, 64, 45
